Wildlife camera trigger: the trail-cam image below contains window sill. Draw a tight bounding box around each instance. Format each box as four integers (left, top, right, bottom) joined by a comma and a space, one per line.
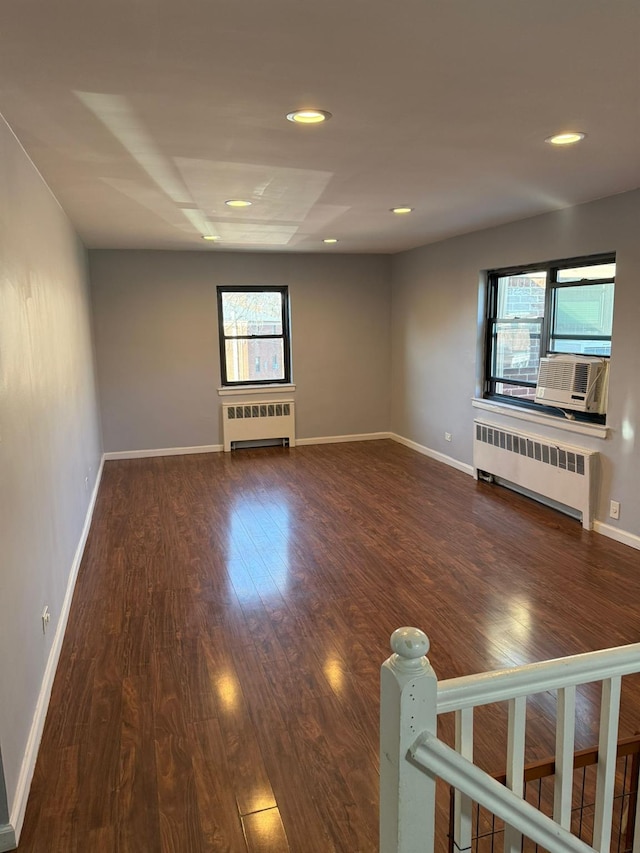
471, 398, 609, 439
218, 383, 296, 397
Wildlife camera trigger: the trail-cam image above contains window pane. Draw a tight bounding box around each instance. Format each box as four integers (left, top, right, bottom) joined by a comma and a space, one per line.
492, 321, 541, 384
221, 291, 283, 336
496, 271, 546, 319
550, 339, 612, 356
556, 262, 616, 283
552, 283, 614, 340
494, 381, 538, 402
225, 339, 285, 382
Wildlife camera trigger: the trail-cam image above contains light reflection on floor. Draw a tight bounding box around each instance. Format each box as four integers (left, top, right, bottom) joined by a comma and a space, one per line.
485, 594, 533, 667
225, 491, 291, 602
214, 670, 241, 714
323, 656, 346, 695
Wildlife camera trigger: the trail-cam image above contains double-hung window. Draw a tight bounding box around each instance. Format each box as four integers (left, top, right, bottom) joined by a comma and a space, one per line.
217, 286, 291, 386
484, 253, 615, 416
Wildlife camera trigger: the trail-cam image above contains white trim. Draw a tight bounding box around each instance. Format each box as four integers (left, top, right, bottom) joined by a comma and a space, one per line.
218, 384, 296, 396
411, 734, 594, 853
594, 520, 640, 551
437, 641, 640, 714
0, 824, 16, 853
472, 398, 609, 439
104, 444, 223, 460
105, 435, 390, 457
390, 433, 474, 476
296, 432, 391, 446
9, 456, 105, 843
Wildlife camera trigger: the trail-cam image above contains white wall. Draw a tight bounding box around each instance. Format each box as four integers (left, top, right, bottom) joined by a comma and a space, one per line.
390, 189, 640, 540
89, 250, 391, 451
0, 114, 102, 837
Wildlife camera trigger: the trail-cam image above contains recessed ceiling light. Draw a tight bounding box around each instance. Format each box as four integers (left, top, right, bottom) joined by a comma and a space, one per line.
202, 235, 219, 241
545, 132, 586, 146
286, 109, 332, 124
323, 238, 338, 244
225, 199, 252, 208
391, 207, 413, 214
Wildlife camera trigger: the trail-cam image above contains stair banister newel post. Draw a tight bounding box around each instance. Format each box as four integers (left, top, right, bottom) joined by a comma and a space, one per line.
380, 627, 438, 853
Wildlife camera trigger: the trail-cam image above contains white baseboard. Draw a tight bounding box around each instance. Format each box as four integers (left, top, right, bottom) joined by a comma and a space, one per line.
104, 443, 223, 460
8, 456, 105, 844
0, 824, 16, 853
389, 433, 474, 476
594, 520, 640, 551
296, 432, 391, 446
105, 436, 390, 458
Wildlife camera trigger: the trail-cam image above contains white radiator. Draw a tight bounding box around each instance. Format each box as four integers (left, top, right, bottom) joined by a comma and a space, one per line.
222, 400, 296, 452
473, 419, 598, 529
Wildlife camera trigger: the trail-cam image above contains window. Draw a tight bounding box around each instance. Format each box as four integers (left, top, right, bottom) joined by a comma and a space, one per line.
217, 286, 291, 385
484, 254, 615, 414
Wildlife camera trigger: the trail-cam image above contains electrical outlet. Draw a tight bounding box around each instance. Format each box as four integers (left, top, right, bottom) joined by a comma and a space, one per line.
609, 500, 620, 520
42, 606, 51, 633
445, 432, 452, 442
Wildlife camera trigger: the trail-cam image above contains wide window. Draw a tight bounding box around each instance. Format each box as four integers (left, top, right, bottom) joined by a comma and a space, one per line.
485, 254, 615, 410
217, 286, 291, 386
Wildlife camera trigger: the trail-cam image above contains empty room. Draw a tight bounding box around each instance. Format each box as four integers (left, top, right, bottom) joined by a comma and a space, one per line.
1, 2, 640, 851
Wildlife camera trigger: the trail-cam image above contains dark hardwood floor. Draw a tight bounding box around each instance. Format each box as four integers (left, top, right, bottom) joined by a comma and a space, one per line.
16, 440, 640, 852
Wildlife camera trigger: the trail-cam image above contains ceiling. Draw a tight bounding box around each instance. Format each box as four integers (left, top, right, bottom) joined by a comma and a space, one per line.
1, 0, 639, 254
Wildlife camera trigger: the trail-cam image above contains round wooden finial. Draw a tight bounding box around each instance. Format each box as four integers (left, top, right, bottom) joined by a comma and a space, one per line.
390, 627, 430, 659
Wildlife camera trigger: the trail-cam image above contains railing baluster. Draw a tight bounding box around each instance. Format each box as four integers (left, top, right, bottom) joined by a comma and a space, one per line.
554, 685, 576, 829
625, 752, 640, 853
504, 695, 526, 852
382, 630, 640, 852
618, 755, 628, 852
593, 676, 622, 852
631, 749, 640, 853
454, 707, 474, 851
411, 734, 596, 853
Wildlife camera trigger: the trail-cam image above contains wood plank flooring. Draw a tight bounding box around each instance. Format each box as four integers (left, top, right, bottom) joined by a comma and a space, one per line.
16, 440, 640, 852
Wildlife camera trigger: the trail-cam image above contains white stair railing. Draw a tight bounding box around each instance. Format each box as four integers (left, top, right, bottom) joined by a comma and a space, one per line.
380, 627, 640, 853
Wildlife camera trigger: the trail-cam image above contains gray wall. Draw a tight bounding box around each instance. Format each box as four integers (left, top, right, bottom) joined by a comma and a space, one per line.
0, 114, 102, 824
390, 189, 640, 537
89, 250, 391, 451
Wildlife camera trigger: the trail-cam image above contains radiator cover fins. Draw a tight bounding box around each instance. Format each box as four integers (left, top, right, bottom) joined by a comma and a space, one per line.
222, 399, 296, 451
473, 419, 597, 530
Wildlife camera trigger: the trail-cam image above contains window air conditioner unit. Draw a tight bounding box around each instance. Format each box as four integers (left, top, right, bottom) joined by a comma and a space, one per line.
535, 355, 609, 414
